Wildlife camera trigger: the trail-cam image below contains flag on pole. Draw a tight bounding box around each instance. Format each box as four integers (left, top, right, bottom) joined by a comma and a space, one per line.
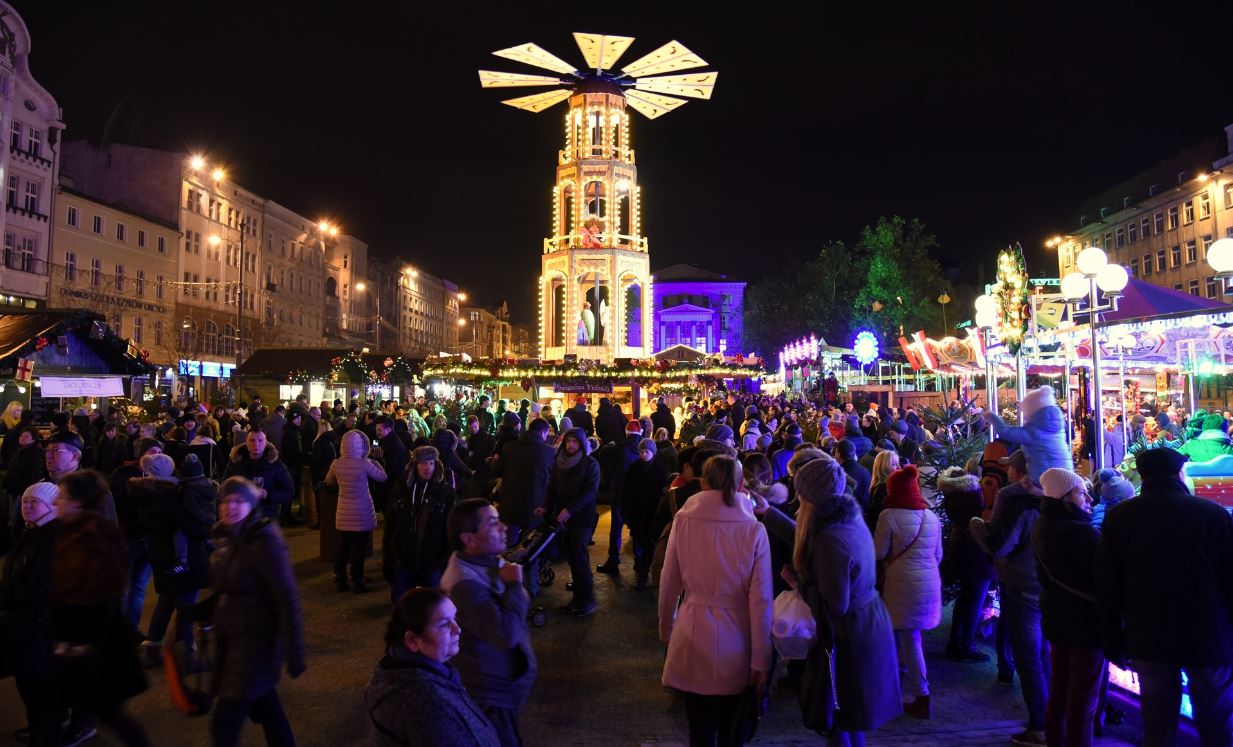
15, 357, 34, 382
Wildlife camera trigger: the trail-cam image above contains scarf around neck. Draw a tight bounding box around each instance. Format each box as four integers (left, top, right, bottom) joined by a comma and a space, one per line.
556, 447, 584, 471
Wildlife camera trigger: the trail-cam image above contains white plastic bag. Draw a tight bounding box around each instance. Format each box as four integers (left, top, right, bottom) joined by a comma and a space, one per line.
771, 589, 816, 660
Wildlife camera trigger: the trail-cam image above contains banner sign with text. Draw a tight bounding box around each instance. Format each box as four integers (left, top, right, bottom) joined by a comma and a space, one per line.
38, 376, 126, 397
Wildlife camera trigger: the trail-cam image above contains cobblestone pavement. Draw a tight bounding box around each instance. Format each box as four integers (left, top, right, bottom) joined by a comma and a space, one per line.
0, 510, 1170, 745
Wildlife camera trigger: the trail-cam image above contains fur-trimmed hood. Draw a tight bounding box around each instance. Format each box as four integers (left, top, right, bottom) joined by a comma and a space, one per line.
936, 468, 981, 495
229, 442, 280, 464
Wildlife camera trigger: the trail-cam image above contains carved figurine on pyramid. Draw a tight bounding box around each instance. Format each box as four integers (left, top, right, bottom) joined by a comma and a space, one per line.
580, 217, 603, 248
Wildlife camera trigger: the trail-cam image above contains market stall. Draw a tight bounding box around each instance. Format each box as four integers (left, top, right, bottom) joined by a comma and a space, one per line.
234, 348, 420, 406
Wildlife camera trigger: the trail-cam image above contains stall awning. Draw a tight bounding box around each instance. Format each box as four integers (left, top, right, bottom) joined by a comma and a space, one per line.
1083, 278, 1227, 324
236, 348, 421, 381
0, 310, 75, 361
0, 309, 154, 377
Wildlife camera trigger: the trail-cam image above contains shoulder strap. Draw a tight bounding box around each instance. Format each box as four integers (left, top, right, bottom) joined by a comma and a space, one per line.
885, 512, 926, 569
1030, 535, 1097, 603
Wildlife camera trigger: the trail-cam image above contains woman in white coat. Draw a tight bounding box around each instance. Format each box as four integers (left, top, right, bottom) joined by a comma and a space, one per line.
326, 429, 387, 593
659, 454, 773, 746
873, 463, 942, 720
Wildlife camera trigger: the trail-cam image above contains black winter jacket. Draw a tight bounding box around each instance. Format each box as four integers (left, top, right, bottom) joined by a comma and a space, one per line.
0, 520, 55, 676
383, 475, 458, 581
547, 452, 601, 528
1099, 475, 1233, 665
493, 433, 555, 528
130, 476, 214, 594
1032, 498, 1100, 647
222, 444, 295, 519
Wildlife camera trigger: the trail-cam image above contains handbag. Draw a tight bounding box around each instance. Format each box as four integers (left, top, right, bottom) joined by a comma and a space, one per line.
727, 683, 768, 745
876, 513, 926, 592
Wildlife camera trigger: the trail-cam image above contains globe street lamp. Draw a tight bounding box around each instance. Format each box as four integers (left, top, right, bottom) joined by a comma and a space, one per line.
1061, 246, 1128, 472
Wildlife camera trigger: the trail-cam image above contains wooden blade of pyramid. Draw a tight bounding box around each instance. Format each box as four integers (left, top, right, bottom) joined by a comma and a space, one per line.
493, 43, 577, 75
478, 70, 565, 88
501, 89, 572, 113
621, 40, 707, 77
572, 32, 636, 72
634, 72, 718, 100
624, 90, 689, 118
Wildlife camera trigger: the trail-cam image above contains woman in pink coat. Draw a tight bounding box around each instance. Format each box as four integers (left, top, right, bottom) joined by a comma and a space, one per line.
326, 429, 387, 593
659, 454, 773, 746
873, 464, 943, 720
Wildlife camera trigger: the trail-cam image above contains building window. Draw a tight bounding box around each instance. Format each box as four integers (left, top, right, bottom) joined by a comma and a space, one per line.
1140, 254, 1152, 276
183, 271, 191, 296
1141, 217, 1151, 238
137, 229, 146, 247
1156, 250, 1166, 272
1128, 257, 1138, 277
136, 269, 145, 296
110, 313, 122, 337
1225, 183, 1233, 210
1208, 276, 1220, 299
193, 232, 200, 254
1154, 212, 1164, 234
222, 323, 236, 357
9, 120, 20, 149
65, 251, 76, 281
1104, 231, 1113, 249
23, 181, 38, 213
1203, 234, 1214, 259
1115, 228, 1125, 248
1171, 244, 1181, 267
204, 320, 218, 356
92, 215, 103, 234
192, 273, 199, 298
157, 236, 166, 253
91, 258, 102, 287
1189, 279, 1200, 296
155, 319, 164, 346
116, 222, 126, 242
1187, 239, 1198, 264
5, 175, 16, 207
133, 315, 143, 344
27, 129, 40, 157
1183, 200, 1194, 225
114, 264, 125, 291
1128, 222, 1137, 243
66, 205, 79, 227
1167, 206, 1179, 230
156, 275, 165, 300
1200, 193, 1212, 220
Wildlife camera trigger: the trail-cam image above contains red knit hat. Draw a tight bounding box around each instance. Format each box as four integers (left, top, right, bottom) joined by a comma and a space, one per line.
884, 464, 927, 510
625, 419, 643, 434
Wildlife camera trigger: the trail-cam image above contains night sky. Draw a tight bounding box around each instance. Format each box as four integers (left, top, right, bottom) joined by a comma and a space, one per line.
14, 2, 1233, 328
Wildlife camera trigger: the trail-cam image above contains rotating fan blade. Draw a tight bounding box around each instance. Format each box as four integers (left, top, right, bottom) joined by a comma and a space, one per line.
624, 90, 689, 119
479, 70, 565, 88
501, 89, 572, 113
634, 72, 718, 100
621, 40, 707, 77
492, 43, 577, 75
573, 33, 635, 73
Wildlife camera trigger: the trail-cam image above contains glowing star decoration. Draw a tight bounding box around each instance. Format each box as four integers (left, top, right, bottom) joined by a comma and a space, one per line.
853, 330, 879, 365
992, 245, 1030, 355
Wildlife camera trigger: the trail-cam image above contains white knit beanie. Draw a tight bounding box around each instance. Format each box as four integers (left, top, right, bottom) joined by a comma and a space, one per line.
1039, 468, 1086, 500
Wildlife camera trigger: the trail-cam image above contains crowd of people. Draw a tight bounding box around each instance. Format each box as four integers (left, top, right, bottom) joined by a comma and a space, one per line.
2, 385, 1232, 747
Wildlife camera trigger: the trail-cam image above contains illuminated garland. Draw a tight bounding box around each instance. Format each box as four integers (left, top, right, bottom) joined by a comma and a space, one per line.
287, 351, 418, 384
422, 358, 763, 386
992, 246, 1029, 355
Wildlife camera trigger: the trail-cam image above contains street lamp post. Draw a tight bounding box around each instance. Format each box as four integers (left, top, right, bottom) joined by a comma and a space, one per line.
1061, 247, 1129, 473
355, 281, 380, 350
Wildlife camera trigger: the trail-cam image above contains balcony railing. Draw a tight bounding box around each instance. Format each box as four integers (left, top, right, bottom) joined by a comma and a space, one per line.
9, 144, 52, 169
5, 201, 49, 222
1, 251, 47, 274
559, 145, 635, 164
543, 233, 648, 254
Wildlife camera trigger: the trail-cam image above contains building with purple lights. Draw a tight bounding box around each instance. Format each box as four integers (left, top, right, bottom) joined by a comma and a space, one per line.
651, 264, 746, 355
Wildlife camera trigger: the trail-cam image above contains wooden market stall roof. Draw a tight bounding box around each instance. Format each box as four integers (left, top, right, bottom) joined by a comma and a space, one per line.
421, 358, 764, 386
0, 309, 155, 376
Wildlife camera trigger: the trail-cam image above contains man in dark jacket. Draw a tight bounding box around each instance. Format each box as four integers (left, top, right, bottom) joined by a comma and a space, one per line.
835, 439, 870, 510
841, 415, 874, 462
374, 415, 408, 514
595, 397, 627, 447
596, 421, 642, 577
223, 430, 295, 521
94, 421, 128, 475
281, 410, 305, 525
623, 439, 669, 590
109, 437, 164, 632
472, 395, 496, 436
464, 415, 496, 498
259, 405, 287, 452
569, 398, 595, 439
770, 423, 804, 480
441, 498, 537, 746
969, 449, 1049, 743
1100, 447, 1233, 746
544, 428, 601, 617
493, 419, 556, 552
651, 399, 676, 441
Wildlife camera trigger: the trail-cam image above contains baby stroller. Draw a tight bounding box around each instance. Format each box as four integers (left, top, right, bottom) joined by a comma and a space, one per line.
504, 521, 562, 627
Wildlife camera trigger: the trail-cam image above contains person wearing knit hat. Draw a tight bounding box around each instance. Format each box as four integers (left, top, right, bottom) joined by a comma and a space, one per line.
386, 438, 457, 597
597, 416, 648, 577
984, 386, 1073, 485
1134, 446, 1188, 481
1091, 475, 1135, 529
705, 423, 735, 448
140, 452, 176, 480
770, 423, 804, 480
621, 437, 667, 589
20, 480, 59, 526
788, 454, 904, 735
412, 445, 440, 464
873, 463, 942, 719
1032, 466, 1106, 747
